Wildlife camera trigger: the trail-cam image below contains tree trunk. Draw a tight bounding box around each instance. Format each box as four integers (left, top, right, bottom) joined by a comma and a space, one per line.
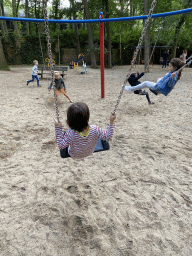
69, 0, 73, 30
0, 36, 10, 70
16, 0, 21, 16
104, 0, 112, 68
0, 0, 8, 39
71, 0, 80, 58
144, 0, 150, 71
12, 0, 20, 37
25, 0, 29, 35
170, 0, 192, 58
130, 0, 133, 17
119, 0, 124, 65
171, 0, 192, 59
83, 0, 97, 68
171, 15, 185, 59
34, 0, 38, 34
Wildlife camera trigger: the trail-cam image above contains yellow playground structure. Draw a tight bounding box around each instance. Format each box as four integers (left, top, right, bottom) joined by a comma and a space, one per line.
45, 58, 56, 67
74, 54, 84, 71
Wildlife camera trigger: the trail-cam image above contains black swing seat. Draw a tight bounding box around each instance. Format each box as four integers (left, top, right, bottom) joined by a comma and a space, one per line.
149, 88, 159, 95
60, 139, 110, 158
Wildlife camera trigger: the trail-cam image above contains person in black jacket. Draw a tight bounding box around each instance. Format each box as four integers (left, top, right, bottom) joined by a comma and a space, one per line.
162, 50, 169, 68
127, 71, 154, 105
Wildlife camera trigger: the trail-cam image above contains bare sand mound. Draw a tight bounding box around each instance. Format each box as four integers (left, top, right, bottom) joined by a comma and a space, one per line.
0, 65, 192, 255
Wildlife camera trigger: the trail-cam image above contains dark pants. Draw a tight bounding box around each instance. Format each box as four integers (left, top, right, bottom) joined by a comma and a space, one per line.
134, 90, 151, 103
162, 60, 167, 68
60, 147, 71, 158
149, 88, 159, 95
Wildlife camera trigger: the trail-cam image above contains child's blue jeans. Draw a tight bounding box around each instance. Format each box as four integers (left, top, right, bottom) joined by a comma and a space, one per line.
28, 75, 39, 85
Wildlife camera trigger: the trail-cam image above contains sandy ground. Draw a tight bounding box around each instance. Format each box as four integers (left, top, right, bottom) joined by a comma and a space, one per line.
0, 64, 192, 256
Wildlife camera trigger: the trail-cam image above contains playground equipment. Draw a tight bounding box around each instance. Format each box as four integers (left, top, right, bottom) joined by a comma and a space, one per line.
74, 54, 84, 71
45, 57, 55, 67
1, 7, 192, 99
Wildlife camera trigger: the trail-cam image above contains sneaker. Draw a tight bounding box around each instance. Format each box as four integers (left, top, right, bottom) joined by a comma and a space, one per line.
124, 86, 133, 94
70, 100, 74, 103
37, 85, 42, 87
149, 102, 155, 105
26, 81, 28, 86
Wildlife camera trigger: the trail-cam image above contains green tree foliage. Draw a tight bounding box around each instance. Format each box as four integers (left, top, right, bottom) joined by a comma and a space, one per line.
20, 35, 47, 64
1, 0, 192, 65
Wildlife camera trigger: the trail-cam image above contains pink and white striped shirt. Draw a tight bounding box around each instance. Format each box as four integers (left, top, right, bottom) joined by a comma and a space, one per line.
55, 124, 115, 159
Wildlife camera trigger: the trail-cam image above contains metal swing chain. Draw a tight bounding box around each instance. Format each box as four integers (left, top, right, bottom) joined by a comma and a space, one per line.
43, 1, 60, 123
37, 23, 46, 68
113, 0, 157, 114
138, 45, 142, 66
57, 23, 61, 69
146, 18, 165, 70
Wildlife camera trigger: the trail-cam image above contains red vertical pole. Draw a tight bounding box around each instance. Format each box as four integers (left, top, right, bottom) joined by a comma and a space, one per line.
99, 12, 105, 98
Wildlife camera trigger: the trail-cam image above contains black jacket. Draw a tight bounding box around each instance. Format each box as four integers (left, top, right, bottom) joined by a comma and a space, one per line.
128, 72, 145, 94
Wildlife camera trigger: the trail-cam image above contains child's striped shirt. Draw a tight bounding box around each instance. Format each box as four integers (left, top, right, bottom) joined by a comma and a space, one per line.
55, 124, 115, 159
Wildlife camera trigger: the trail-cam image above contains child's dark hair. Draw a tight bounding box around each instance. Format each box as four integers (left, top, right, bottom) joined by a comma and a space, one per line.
127, 73, 136, 83
170, 58, 184, 80
67, 102, 90, 132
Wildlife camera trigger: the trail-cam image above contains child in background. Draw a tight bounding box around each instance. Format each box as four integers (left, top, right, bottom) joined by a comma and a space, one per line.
48, 71, 73, 103
55, 102, 116, 159
69, 61, 74, 69
127, 71, 154, 105
124, 58, 184, 97
83, 61, 87, 73
162, 50, 169, 68
27, 60, 41, 87
180, 50, 187, 63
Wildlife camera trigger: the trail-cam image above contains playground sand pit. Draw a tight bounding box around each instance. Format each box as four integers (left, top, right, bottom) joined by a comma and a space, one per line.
0, 64, 192, 255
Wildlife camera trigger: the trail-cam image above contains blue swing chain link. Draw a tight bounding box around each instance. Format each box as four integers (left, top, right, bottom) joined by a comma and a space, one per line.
43, 1, 60, 123
113, 0, 157, 115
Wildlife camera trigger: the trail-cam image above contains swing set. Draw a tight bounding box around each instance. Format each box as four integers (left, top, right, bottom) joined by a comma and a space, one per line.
1, 4, 192, 158
42, 0, 158, 157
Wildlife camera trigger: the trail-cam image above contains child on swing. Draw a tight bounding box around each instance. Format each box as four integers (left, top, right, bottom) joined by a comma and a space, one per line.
127, 71, 154, 105
48, 71, 73, 103
124, 58, 184, 96
27, 60, 41, 87
55, 102, 116, 159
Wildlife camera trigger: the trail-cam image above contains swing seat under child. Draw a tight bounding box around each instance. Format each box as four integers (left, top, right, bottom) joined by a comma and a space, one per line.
60, 139, 110, 158
149, 88, 159, 95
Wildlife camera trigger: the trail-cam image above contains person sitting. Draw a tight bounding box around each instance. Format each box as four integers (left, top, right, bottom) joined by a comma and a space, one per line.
127, 71, 154, 105
124, 58, 184, 97
55, 102, 116, 159
69, 61, 74, 69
